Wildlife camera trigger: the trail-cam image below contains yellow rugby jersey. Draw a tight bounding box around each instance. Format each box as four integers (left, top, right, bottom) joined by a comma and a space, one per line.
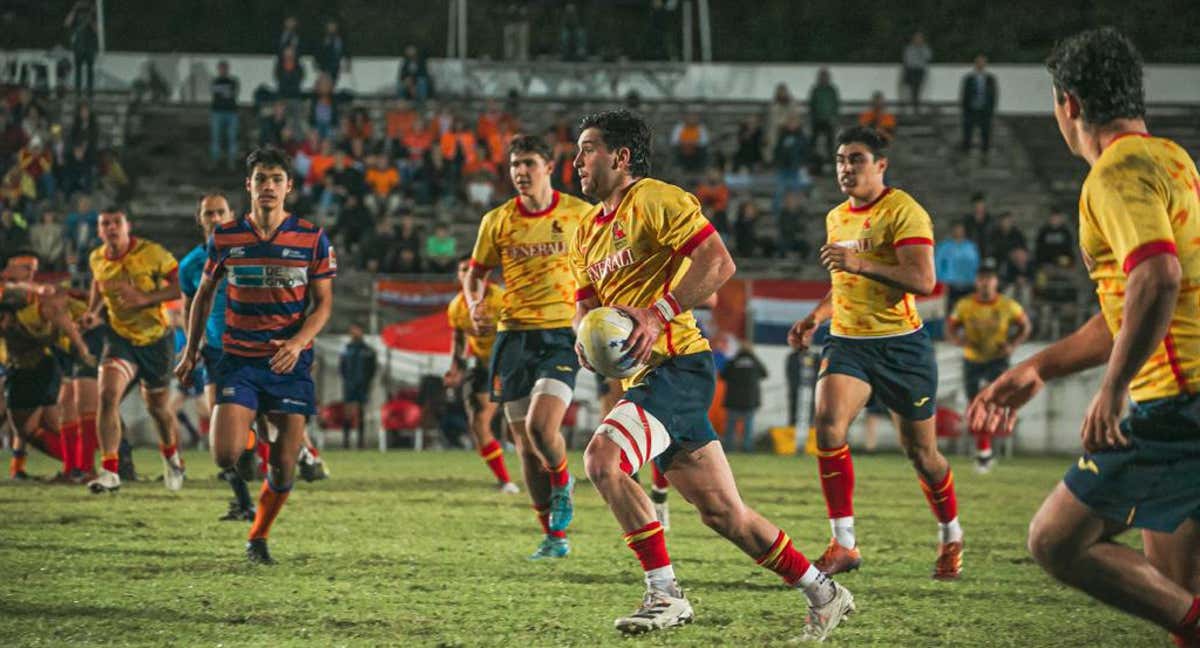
470, 191, 592, 331
1078, 133, 1200, 402
5, 297, 58, 368
949, 294, 1026, 363
447, 284, 504, 361
825, 187, 934, 338
570, 178, 716, 386
89, 237, 178, 346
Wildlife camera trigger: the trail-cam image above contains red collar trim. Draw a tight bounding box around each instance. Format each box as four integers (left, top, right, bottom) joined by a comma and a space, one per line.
1105, 131, 1151, 151
516, 191, 559, 217
106, 236, 137, 261
847, 187, 892, 213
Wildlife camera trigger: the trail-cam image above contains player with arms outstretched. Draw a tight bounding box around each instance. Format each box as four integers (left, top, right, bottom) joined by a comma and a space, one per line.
83, 208, 184, 493
571, 109, 853, 640
176, 146, 336, 565
970, 28, 1200, 646
789, 126, 963, 579
462, 134, 592, 559
445, 255, 518, 493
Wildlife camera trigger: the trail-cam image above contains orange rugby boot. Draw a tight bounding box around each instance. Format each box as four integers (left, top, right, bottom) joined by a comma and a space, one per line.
813, 538, 863, 575
933, 541, 963, 580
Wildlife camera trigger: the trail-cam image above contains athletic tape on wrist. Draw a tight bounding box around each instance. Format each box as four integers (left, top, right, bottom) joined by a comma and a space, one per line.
651, 293, 682, 325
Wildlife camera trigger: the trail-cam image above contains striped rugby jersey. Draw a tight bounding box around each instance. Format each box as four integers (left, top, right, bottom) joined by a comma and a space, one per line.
203, 214, 336, 357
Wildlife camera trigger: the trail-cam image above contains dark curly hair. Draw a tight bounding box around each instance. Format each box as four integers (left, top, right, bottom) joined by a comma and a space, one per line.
507, 133, 553, 163
1046, 27, 1145, 126
578, 109, 652, 177
245, 146, 293, 179
836, 125, 890, 160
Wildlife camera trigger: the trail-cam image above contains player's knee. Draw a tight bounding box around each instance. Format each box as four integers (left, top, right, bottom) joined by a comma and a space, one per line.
583, 441, 624, 488
212, 446, 239, 469
696, 501, 744, 536
1026, 518, 1071, 574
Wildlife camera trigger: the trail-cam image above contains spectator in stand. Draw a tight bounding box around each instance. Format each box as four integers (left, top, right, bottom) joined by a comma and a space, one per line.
670, 112, 709, 174
733, 198, 762, 257
1000, 245, 1036, 305
60, 140, 94, 196
0, 166, 35, 212
275, 45, 305, 100
344, 107, 374, 145
439, 118, 479, 192
991, 211, 1027, 266
385, 99, 418, 143
0, 112, 28, 170
277, 16, 301, 59
935, 222, 980, 308
720, 341, 768, 453
960, 54, 998, 157
858, 91, 897, 140
502, 3, 531, 62
130, 61, 170, 105
338, 194, 372, 255
65, 1, 99, 97
808, 68, 840, 174
0, 207, 30, 262
363, 217, 396, 272
777, 190, 812, 260
30, 208, 65, 270
764, 83, 798, 164
694, 168, 730, 235
316, 20, 349, 85
425, 223, 457, 273
69, 102, 98, 159
259, 101, 288, 147
1035, 207, 1075, 269
398, 45, 432, 104
393, 248, 423, 274
901, 32, 932, 113
396, 212, 423, 258
18, 138, 53, 199
309, 74, 339, 141
96, 148, 130, 203
338, 323, 377, 449
364, 154, 401, 216
209, 60, 240, 170
560, 3, 588, 61
961, 191, 993, 260
732, 114, 764, 172
306, 138, 336, 188
329, 148, 366, 201
772, 113, 810, 214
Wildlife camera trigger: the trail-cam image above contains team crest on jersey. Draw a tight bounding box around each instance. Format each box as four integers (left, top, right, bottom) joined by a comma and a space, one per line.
229, 246, 246, 258
551, 220, 564, 239
862, 218, 871, 229
612, 219, 631, 251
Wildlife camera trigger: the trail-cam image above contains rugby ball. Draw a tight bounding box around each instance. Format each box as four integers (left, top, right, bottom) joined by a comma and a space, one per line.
577, 307, 645, 379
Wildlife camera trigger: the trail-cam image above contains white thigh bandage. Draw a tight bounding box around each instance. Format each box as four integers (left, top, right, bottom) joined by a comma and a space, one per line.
504, 397, 531, 425
595, 400, 671, 475
530, 377, 573, 405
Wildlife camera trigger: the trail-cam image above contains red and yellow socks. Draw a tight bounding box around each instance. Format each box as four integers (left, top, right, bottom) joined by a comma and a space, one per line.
548, 457, 570, 489
817, 444, 855, 519
650, 462, 669, 491
101, 452, 120, 475
479, 440, 511, 484
921, 469, 959, 524
535, 506, 566, 539
248, 478, 292, 541
1171, 596, 1200, 647
80, 415, 98, 474
60, 421, 80, 474
756, 531, 813, 586
625, 520, 675, 589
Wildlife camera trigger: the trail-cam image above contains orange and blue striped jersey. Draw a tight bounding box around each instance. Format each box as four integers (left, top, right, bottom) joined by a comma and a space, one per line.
89, 237, 178, 345
825, 187, 934, 338
203, 214, 336, 358
1079, 133, 1200, 402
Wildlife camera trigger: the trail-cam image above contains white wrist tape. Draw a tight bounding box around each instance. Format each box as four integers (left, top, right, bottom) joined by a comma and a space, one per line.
651, 293, 682, 325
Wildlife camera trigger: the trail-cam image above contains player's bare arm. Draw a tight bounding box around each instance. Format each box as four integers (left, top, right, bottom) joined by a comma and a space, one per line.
1003, 313, 1033, 355
573, 296, 600, 371
176, 274, 218, 385
462, 263, 492, 335
789, 291, 832, 350
269, 276, 333, 374
444, 329, 468, 388
80, 277, 103, 329
616, 233, 735, 365
42, 294, 95, 368
1080, 253, 1181, 453
969, 312, 1113, 436
944, 315, 966, 347
820, 242, 936, 296
110, 273, 182, 311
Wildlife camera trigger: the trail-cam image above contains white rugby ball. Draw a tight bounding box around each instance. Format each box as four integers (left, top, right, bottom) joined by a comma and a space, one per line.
577, 307, 645, 379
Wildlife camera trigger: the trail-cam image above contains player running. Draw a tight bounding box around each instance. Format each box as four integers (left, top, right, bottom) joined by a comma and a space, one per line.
176, 146, 335, 565
445, 255, 519, 493
789, 126, 963, 580
83, 208, 184, 493
944, 259, 1031, 473
463, 134, 592, 559
970, 28, 1200, 646
571, 109, 853, 640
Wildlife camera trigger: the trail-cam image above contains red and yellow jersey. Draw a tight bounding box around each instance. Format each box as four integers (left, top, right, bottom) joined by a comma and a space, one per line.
825, 187, 934, 338
570, 178, 717, 386
447, 284, 504, 361
4, 295, 64, 368
1078, 133, 1200, 402
470, 191, 592, 331
89, 237, 178, 346
949, 294, 1026, 363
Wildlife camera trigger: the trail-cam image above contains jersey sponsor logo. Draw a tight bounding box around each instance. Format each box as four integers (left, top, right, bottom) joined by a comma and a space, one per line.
281, 397, 307, 407
280, 248, 306, 260
505, 241, 567, 259
222, 387, 236, 397
228, 265, 309, 288
913, 396, 931, 407
229, 246, 247, 258
585, 248, 635, 284
833, 238, 874, 252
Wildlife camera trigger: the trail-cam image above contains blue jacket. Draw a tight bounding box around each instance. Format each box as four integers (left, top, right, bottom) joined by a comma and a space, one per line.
935, 238, 980, 287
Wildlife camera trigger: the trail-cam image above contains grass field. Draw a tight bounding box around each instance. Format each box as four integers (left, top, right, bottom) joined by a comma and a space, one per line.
0, 448, 1165, 647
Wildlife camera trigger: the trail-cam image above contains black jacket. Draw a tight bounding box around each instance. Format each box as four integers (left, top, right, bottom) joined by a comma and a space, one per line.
721, 349, 768, 410
959, 72, 997, 114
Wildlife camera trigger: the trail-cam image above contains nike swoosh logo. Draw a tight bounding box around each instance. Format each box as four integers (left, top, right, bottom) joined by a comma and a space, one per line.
1077, 457, 1100, 475
913, 397, 930, 407
821, 472, 841, 478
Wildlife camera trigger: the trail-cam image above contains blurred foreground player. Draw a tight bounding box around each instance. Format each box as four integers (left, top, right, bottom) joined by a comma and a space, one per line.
971, 28, 1200, 646
177, 146, 335, 564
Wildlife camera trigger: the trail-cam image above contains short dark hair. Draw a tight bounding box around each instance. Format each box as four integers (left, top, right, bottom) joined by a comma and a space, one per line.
970, 191, 986, 203
99, 204, 123, 215
578, 109, 652, 177
1046, 27, 1145, 126
835, 126, 889, 159
507, 134, 553, 163
245, 146, 293, 179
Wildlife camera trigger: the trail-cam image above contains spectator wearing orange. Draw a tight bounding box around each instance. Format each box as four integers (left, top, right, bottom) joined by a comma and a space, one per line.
385, 99, 418, 141
306, 139, 336, 188
345, 107, 374, 142
364, 154, 401, 216
694, 168, 730, 234
439, 118, 481, 180
670, 112, 709, 173
858, 92, 896, 139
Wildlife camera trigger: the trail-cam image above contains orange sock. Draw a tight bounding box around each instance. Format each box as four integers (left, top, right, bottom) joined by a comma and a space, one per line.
101, 451, 119, 474
80, 415, 98, 473
548, 457, 570, 488
244, 428, 257, 451
479, 440, 511, 484
248, 478, 292, 540
9, 449, 27, 477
